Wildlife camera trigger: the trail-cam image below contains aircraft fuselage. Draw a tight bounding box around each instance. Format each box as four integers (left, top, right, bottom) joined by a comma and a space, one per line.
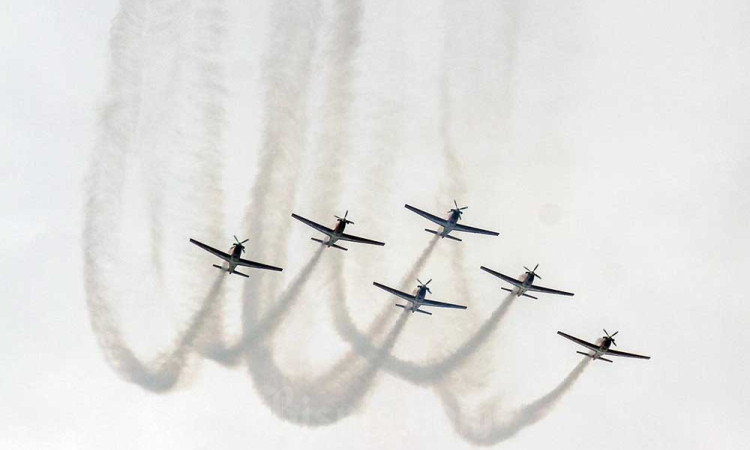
405, 286, 429, 312
219, 244, 244, 274
437, 210, 461, 237
588, 337, 613, 360
322, 220, 347, 246
512, 272, 537, 296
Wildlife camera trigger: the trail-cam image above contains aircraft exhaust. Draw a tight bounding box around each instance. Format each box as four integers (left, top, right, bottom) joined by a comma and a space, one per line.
437, 357, 591, 445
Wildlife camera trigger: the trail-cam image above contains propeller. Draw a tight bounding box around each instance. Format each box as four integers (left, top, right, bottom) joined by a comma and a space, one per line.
417, 278, 433, 294
448, 200, 469, 220
603, 329, 619, 346
233, 235, 248, 253
335, 210, 354, 225
523, 264, 541, 280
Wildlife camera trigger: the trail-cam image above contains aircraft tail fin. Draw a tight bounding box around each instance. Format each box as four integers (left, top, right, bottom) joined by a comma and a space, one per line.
521, 292, 538, 299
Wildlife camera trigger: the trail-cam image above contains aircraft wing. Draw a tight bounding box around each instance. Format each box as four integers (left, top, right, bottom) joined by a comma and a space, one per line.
404, 204, 449, 227
373, 282, 416, 302
452, 222, 500, 236
480, 266, 524, 288
338, 232, 385, 246
291, 213, 334, 236
604, 348, 651, 360
557, 331, 600, 352
527, 283, 574, 296
190, 238, 231, 262
237, 258, 283, 272
421, 298, 468, 310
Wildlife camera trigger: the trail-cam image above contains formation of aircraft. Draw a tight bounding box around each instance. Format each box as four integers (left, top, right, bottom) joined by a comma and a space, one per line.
480, 264, 574, 299
189, 201, 650, 366
557, 329, 651, 362
405, 201, 499, 241
189, 236, 283, 278
373, 278, 467, 315
291, 210, 385, 251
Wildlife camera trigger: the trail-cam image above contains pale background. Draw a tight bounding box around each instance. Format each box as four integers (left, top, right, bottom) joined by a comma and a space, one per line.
2, 0, 748, 449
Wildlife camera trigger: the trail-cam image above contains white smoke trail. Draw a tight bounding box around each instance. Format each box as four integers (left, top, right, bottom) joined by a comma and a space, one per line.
238, 0, 322, 294
198, 0, 323, 366
248, 310, 409, 426
85, 0, 229, 389
305, 0, 362, 210
87, 274, 224, 392
334, 286, 516, 384
437, 357, 591, 445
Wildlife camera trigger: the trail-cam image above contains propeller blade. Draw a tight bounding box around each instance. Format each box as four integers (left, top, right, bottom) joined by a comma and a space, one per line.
345, 210, 348, 218
524, 266, 531, 272
234, 235, 239, 243
603, 328, 609, 336
534, 264, 539, 271
611, 331, 619, 337
241, 239, 249, 244
454, 200, 459, 209
426, 279, 432, 285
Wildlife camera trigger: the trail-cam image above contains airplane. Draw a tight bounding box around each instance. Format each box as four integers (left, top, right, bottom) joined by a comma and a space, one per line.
291, 210, 385, 251
189, 236, 283, 278
372, 278, 467, 315
557, 329, 651, 363
480, 264, 574, 299
404, 200, 499, 241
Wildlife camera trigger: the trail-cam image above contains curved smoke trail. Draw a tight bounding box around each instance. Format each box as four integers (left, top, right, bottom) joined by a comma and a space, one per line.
248, 310, 409, 426
437, 358, 591, 445
87, 274, 224, 392
84, 0, 229, 390
198, 0, 323, 366
243, 1, 413, 425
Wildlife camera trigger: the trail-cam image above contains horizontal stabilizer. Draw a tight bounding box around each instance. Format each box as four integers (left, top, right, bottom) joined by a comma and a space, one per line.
443, 233, 462, 241
501, 287, 514, 293
599, 357, 613, 363
576, 351, 593, 358
415, 308, 432, 315
311, 237, 348, 251
212, 264, 225, 271
232, 270, 249, 278
424, 229, 440, 236
521, 292, 538, 299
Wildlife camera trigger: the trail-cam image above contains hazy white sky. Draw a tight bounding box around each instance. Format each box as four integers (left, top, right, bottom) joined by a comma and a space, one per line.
2, 0, 749, 449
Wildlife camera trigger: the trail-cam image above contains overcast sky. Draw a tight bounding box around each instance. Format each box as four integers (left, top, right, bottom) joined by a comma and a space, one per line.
2, 0, 749, 449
